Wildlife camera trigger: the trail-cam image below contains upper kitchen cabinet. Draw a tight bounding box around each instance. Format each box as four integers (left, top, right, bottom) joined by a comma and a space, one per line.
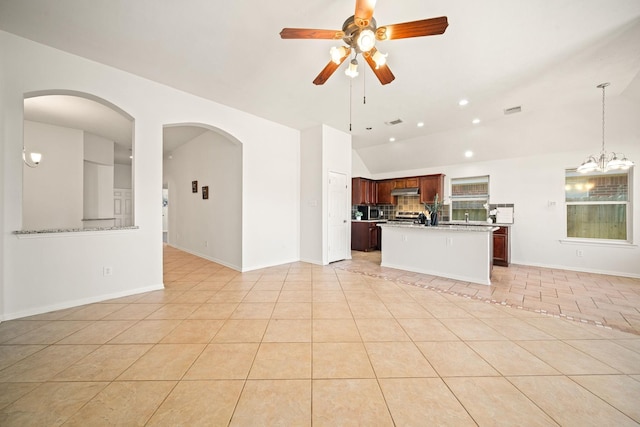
376, 180, 395, 205
392, 177, 419, 189
419, 174, 445, 203
352, 177, 377, 205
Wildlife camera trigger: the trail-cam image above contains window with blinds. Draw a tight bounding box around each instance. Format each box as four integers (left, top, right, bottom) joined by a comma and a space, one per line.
565, 169, 631, 241
450, 176, 489, 221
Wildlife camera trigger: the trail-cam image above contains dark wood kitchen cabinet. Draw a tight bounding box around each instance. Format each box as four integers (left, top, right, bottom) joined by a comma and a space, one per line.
352, 178, 377, 205
351, 221, 379, 251
376, 180, 395, 205
493, 226, 510, 266
419, 174, 445, 203
392, 177, 419, 189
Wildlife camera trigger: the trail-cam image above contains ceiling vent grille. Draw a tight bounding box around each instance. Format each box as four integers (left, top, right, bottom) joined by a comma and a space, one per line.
504, 106, 522, 115
385, 118, 403, 126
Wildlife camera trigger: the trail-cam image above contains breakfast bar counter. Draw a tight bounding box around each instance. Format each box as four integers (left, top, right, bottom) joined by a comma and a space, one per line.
379, 223, 498, 285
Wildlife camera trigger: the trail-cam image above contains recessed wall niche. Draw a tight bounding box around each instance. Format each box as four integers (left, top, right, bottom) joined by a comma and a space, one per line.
22, 91, 135, 230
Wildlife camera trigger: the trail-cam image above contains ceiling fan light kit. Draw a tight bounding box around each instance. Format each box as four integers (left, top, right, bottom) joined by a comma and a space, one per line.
577, 83, 634, 173
280, 0, 448, 85
345, 59, 359, 78
330, 46, 349, 64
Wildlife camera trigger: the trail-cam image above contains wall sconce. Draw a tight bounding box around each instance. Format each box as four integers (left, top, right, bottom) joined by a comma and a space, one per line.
23, 147, 42, 168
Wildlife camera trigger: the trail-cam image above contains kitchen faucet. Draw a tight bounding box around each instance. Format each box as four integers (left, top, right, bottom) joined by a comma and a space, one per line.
465, 212, 469, 223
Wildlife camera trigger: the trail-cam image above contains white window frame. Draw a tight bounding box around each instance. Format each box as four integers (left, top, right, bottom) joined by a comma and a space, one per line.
564, 168, 633, 244
450, 175, 490, 221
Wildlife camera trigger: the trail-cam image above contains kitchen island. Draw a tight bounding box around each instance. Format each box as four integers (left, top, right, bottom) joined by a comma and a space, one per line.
379, 223, 499, 285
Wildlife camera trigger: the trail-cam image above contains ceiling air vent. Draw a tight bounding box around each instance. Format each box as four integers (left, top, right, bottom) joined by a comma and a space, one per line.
385, 118, 403, 126
504, 106, 522, 115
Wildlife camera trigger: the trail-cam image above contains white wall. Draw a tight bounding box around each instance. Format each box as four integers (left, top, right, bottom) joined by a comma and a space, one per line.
83, 132, 114, 221
299, 125, 352, 265
241, 122, 300, 271
83, 161, 114, 220
84, 132, 113, 164
300, 126, 323, 264
114, 163, 132, 189
23, 120, 84, 230
164, 129, 242, 270
1, 31, 300, 319
352, 150, 371, 178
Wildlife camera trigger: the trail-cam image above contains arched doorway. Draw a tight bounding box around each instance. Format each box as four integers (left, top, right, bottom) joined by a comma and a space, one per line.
162, 124, 243, 271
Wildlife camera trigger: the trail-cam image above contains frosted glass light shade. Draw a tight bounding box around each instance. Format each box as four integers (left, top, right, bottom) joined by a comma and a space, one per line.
357, 29, 375, 52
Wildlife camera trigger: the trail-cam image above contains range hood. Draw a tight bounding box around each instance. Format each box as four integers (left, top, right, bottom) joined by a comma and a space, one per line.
391, 187, 420, 196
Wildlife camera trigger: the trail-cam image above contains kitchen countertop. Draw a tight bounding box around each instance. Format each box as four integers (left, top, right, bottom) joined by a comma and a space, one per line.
440, 221, 512, 227
352, 219, 388, 223
380, 223, 499, 232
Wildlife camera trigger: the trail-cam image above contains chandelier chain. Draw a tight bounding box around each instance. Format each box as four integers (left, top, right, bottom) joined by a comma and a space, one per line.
601, 83, 605, 154
577, 81, 633, 173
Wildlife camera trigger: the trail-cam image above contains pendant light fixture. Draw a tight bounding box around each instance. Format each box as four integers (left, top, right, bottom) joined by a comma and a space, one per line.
577, 83, 634, 173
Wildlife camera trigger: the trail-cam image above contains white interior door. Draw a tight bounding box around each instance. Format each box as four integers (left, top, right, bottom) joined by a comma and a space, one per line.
328, 171, 348, 263
114, 188, 132, 227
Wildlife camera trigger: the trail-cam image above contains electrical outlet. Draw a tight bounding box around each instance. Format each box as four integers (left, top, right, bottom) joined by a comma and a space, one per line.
204, 240, 208, 247
103, 266, 113, 276
576, 250, 584, 257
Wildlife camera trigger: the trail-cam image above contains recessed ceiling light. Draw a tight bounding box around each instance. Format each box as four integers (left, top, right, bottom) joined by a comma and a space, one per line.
389, 137, 396, 142
472, 118, 481, 124
459, 99, 469, 106
465, 150, 474, 158
417, 122, 424, 127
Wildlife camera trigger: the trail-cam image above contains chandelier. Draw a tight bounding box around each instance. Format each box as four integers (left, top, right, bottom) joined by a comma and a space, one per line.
577, 83, 634, 173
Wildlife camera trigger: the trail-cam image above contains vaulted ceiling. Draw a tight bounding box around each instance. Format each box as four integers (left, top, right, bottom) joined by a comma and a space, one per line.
2, 0, 640, 173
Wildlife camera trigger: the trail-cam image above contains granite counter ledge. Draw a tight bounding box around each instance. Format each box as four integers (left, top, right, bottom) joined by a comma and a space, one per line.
381, 222, 498, 232
13, 226, 139, 237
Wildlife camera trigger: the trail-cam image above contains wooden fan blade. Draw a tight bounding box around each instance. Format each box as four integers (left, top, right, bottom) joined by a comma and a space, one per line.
280, 28, 344, 39
313, 48, 351, 85
364, 48, 395, 85
376, 16, 448, 40
354, 0, 376, 27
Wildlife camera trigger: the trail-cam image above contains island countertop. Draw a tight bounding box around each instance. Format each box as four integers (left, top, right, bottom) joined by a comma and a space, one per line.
380, 223, 498, 232
379, 223, 495, 285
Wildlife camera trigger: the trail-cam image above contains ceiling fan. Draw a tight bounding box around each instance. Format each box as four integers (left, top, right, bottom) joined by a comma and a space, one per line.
280, 0, 448, 85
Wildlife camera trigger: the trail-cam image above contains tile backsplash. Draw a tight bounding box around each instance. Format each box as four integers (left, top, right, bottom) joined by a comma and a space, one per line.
395, 196, 424, 213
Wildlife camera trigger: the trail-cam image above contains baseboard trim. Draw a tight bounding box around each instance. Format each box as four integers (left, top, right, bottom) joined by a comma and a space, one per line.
1, 283, 164, 321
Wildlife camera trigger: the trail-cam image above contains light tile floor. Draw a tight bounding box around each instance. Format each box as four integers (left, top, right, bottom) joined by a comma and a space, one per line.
338, 250, 640, 334
0, 245, 637, 425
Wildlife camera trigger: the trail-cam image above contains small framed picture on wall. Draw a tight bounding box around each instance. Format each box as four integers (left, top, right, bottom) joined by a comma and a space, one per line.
192, 180, 198, 193
202, 186, 209, 199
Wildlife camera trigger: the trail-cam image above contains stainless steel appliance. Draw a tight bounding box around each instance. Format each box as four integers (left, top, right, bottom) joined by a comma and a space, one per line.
389, 211, 421, 223
356, 205, 382, 220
